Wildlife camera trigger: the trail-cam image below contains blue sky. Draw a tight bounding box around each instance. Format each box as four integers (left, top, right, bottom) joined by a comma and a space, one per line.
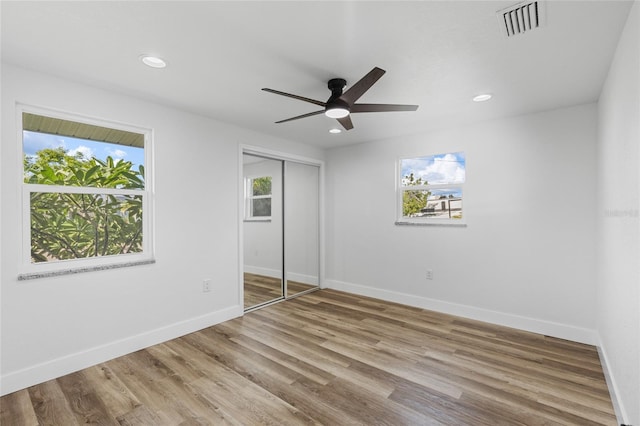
23, 130, 145, 170
401, 152, 465, 185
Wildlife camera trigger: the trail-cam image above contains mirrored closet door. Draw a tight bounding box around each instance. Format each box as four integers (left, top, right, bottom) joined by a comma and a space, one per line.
243, 152, 320, 311
284, 161, 320, 298
243, 154, 284, 309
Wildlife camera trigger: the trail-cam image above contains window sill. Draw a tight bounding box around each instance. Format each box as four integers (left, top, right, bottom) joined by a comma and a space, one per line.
18, 259, 156, 281
395, 221, 467, 228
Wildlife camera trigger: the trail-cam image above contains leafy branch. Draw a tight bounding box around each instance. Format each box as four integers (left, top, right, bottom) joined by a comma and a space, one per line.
25, 148, 144, 263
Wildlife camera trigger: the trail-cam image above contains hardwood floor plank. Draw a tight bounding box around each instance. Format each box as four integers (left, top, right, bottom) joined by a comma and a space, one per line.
316, 376, 446, 426
82, 364, 141, 419
389, 378, 522, 426
0, 289, 617, 425
321, 334, 464, 399
226, 322, 396, 398
175, 328, 302, 388
244, 273, 283, 308
200, 325, 335, 386
116, 405, 163, 426
107, 351, 223, 425
27, 380, 79, 426
0, 390, 39, 426
189, 374, 317, 426
56, 371, 119, 425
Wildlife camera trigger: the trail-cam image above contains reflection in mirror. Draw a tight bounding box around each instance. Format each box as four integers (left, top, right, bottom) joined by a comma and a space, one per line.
285, 162, 320, 298
243, 154, 283, 309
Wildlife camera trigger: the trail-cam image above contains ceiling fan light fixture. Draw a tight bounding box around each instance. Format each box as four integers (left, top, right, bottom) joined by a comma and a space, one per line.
325, 107, 350, 119
473, 93, 492, 102
140, 54, 167, 68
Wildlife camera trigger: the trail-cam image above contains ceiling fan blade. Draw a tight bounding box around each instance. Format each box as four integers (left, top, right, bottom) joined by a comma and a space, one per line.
262, 88, 326, 107
351, 103, 419, 113
339, 67, 386, 105
336, 115, 354, 131
275, 110, 324, 124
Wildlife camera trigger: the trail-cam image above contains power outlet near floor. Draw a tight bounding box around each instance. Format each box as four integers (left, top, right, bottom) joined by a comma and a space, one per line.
426, 270, 434, 280
202, 279, 212, 293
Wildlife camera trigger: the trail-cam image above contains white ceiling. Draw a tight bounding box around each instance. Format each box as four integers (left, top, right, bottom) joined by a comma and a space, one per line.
1, 1, 633, 149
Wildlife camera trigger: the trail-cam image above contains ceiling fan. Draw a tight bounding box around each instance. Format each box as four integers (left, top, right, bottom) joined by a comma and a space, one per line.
262, 67, 419, 131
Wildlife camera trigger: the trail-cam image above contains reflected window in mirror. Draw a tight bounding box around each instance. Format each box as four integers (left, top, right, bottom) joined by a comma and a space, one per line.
246, 176, 272, 220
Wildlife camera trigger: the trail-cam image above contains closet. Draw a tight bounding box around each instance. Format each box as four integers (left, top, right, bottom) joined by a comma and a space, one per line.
242, 152, 320, 310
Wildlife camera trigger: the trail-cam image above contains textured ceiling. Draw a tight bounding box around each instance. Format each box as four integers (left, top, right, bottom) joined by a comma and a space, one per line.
1, 1, 633, 149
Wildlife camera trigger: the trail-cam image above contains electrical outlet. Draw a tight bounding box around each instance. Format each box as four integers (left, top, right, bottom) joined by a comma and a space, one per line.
203, 279, 211, 292
426, 270, 434, 280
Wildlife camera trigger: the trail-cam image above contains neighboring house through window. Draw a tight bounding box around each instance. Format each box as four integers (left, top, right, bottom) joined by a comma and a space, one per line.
21, 108, 153, 273
398, 152, 466, 224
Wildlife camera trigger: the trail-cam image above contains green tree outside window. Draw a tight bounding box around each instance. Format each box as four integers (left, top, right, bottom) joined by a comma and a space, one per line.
25, 148, 145, 263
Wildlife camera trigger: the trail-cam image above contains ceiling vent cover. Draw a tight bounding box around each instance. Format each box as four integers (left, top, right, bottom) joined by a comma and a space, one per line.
497, 1, 546, 37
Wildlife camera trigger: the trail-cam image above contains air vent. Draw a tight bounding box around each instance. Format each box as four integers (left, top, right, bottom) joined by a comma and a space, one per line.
497, 1, 546, 37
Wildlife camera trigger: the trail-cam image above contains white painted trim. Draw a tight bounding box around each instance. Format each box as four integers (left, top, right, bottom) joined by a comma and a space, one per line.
0, 305, 242, 396
596, 336, 629, 425
237, 146, 245, 309
242, 145, 324, 168
17, 103, 156, 276
243, 265, 282, 279
325, 279, 598, 345
286, 271, 319, 286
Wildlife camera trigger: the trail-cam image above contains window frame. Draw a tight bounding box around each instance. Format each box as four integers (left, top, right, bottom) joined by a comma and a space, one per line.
396, 152, 466, 227
244, 175, 272, 221
18, 105, 155, 275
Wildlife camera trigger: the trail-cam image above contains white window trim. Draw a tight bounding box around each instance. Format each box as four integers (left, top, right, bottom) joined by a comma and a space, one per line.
244, 175, 272, 221
395, 155, 467, 227
18, 104, 155, 277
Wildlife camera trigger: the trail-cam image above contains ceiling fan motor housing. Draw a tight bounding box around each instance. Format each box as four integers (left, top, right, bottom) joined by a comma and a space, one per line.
326, 78, 349, 114
327, 78, 347, 97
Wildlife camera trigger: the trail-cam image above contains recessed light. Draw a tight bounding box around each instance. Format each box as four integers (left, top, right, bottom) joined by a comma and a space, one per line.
473, 93, 492, 102
140, 55, 167, 68
329, 128, 342, 134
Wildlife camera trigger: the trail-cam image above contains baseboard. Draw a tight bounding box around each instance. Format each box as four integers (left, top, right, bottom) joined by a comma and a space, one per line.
243, 265, 281, 278
286, 271, 318, 286
596, 336, 629, 425
244, 266, 318, 285
324, 279, 598, 345
0, 305, 243, 396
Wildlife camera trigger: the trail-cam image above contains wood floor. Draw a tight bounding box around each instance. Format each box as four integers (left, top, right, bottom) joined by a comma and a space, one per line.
1, 290, 616, 425
244, 273, 316, 309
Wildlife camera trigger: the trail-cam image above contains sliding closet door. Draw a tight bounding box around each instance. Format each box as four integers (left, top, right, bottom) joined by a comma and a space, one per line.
284, 161, 320, 298
242, 154, 284, 309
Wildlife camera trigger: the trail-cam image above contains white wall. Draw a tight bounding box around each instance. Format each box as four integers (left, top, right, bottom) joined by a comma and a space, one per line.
596, 2, 640, 424
325, 103, 598, 343
0, 63, 323, 395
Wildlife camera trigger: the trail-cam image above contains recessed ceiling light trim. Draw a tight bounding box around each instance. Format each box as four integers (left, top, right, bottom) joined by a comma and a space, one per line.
473, 94, 492, 102
140, 54, 167, 68
329, 128, 342, 134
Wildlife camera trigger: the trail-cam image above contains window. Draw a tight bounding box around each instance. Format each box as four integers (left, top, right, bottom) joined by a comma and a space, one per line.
246, 176, 272, 219
21, 109, 152, 270
398, 152, 465, 224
